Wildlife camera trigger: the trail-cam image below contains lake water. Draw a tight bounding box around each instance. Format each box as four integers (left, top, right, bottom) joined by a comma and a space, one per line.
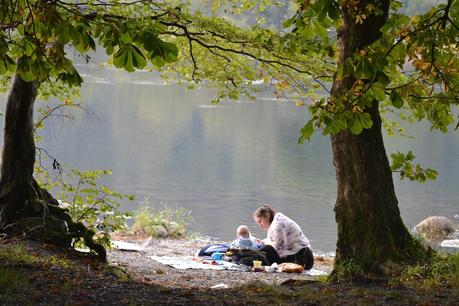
1, 64, 459, 252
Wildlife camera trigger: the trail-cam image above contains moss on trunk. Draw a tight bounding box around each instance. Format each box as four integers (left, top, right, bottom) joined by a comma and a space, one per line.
329, 1, 430, 281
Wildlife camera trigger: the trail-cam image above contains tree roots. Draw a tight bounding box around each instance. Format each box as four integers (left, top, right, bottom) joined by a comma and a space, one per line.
0, 180, 106, 262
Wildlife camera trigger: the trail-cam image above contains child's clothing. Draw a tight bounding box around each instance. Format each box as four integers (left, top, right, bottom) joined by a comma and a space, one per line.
230, 236, 264, 250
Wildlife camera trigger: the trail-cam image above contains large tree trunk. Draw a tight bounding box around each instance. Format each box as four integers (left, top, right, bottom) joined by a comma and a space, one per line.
0, 75, 40, 226
330, 1, 429, 279
0, 74, 106, 261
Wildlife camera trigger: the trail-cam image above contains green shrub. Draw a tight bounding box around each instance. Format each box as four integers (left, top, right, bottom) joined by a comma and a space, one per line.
35, 166, 134, 248
129, 198, 193, 238
32, 103, 134, 251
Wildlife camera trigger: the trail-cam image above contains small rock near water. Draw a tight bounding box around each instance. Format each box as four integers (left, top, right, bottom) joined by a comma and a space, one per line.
153, 225, 169, 238
412, 216, 458, 242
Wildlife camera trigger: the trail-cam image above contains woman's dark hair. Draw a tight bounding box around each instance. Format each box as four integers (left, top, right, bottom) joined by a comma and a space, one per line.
253, 204, 275, 224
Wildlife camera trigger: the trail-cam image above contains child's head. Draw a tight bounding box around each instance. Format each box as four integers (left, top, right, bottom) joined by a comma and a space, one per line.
236, 225, 250, 238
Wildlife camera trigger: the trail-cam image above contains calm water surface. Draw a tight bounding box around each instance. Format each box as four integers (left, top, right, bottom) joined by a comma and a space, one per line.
1, 64, 458, 252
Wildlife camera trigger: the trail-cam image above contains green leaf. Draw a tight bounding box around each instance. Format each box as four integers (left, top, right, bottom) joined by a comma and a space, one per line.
125, 48, 135, 72
131, 45, 147, 69
344, 59, 354, 77
17, 57, 35, 81
390, 90, 404, 108
329, 122, 341, 134
18, 24, 25, 35
373, 55, 388, 72
143, 33, 163, 55
360, 113, 373, 129
120, 31, 133, 44
160, 41, 179, 63
311, 18, 328, 39
114, 44, 147, 71
371, 84, 386, 101
151, 55, 165, 68
354, 57, 374, 79
22, 39, 36, 57
299, 120, 314, 143
0, 61, 6, 75
349, 117, 363, 134
314, 0, 340, 20
113, 46, 129, 68
327, 1, 340, 20
87, 35, 96, 50
283, 16, 295, 28
55, 23, 70, 43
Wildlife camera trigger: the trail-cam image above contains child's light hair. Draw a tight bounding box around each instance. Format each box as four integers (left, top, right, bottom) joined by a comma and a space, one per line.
236, 225, 250, 238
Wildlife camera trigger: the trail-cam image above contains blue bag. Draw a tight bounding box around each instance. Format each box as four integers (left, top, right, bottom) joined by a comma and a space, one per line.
197, 243, 230, 256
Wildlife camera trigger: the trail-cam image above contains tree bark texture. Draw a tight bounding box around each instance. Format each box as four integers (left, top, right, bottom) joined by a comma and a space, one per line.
0, 75, 40, 226
330, 1, 428, 278
0, 74, 106, 261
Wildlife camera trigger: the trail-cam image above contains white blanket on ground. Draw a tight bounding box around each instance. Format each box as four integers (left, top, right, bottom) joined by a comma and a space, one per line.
112, 240, 145, 252
148, 256, 328, 276
111, 241, 329, 276
149, 256, 243, 271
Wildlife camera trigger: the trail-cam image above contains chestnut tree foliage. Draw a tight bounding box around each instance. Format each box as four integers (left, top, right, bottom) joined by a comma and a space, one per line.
0, 0, 329, 262
289, 0, 458, 280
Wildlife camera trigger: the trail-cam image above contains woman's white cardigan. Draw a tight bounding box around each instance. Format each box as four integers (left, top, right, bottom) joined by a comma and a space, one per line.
266, 212, 310, 257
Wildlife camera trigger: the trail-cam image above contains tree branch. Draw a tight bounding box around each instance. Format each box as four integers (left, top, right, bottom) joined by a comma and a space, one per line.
182, 27, 198, 81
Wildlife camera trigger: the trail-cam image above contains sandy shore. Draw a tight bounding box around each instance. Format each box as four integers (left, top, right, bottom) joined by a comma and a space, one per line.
107, 235, 334, 289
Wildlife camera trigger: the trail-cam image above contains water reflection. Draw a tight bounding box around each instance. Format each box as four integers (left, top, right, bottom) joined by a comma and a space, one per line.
1, 64, 458, 252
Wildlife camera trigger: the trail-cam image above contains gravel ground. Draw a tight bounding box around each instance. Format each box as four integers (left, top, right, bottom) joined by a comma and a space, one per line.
107, 236, 334, 289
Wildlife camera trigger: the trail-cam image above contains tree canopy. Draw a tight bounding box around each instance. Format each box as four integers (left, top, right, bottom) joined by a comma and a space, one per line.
0, 0, 332, 102
294, 0, 458, 139
0, 0, 331, 263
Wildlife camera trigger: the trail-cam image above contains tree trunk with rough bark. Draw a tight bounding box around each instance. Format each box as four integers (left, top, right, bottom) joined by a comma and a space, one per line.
0, 75, 40, 226
0, 74, 106, 261
330, 1, 429, 280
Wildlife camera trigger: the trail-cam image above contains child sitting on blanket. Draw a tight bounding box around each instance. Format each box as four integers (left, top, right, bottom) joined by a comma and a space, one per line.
230, 225, 264, 250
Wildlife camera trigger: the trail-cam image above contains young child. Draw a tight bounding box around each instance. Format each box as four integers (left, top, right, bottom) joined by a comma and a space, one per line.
230, 225, 264, 250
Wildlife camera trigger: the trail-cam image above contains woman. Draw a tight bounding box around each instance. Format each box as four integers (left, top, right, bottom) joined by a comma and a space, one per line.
253, 204, 314, 270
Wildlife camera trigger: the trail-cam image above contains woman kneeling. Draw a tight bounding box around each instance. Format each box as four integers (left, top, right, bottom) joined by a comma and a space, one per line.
253, 204, 313, 270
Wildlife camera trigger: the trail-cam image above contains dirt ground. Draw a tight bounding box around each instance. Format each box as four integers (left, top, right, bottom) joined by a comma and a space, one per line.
107, 234, 334, 289
1, 237, 458, 305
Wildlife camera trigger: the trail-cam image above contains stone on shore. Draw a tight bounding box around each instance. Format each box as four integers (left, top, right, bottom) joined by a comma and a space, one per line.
412, 216, 458, 243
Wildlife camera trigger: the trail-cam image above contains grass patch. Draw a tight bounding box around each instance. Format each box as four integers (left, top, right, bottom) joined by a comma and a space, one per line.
243, 281, 299, 303
46, 255, 74, 269
398, 252, 459, 292
0, 244, 40, 265
126, 198, 194, 238
104, 264, 131, 282
0, 267, 33, 304
0, 243, 75, 270
314, 274, 329, 284
0, 242, 78, 304
0, 267, 31, 291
